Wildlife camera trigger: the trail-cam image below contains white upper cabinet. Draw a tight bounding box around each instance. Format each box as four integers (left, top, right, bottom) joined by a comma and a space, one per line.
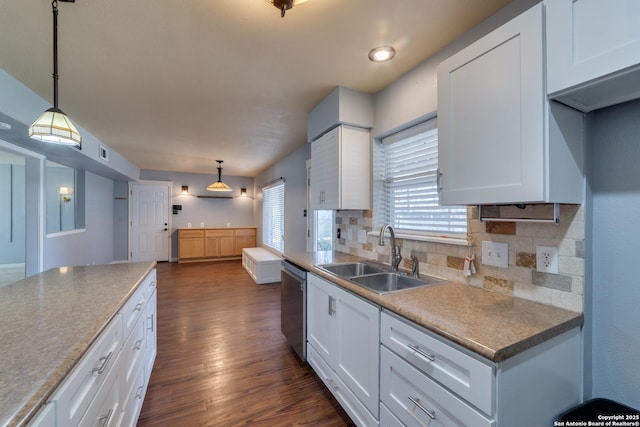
546, 0, 640, 112
310, 125, 371, 210
437, 4, 584, 206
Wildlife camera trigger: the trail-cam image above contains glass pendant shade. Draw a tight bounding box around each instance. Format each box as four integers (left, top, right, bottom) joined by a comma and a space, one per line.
207, 160, 233, 192
29, 107, 82, 146
206, 181, 233, 192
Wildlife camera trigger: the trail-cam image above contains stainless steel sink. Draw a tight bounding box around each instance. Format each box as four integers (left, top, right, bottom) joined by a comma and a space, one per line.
349, 272, 447, 294
318, 262, 387, 278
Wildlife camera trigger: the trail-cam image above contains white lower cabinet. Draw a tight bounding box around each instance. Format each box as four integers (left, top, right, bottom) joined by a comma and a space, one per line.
380, 311, 582, 427
381, 347, 493, 427
31, 268, 157, 427
306, 273, 380, 426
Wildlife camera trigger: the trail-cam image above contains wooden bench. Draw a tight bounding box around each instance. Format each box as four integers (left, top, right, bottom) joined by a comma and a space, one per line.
242, 247, 282, 284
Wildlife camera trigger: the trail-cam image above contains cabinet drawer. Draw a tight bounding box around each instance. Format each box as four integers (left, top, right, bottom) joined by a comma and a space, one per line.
381, 312, 493, 415
121, 284, 146, 340
381, 347, 494, 427
205, 229, 234, 237
179, 229, 204, 238
52, 314, 123, 427
122, 312, 146, 392
143, 269, 157, 299
121, 368, 147, 427
307, 345, 379, 427
77, 367, 122, 427
234, 228, 255, 237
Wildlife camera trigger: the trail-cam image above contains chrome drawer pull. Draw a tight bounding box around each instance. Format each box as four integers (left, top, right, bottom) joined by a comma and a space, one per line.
134, 339, 143, 350
134, 302, 144, 312
135, 385, 144, 399
408, 343, 435, 362
325, 377, 339, 391
92, 351, 113, 375
98, 408, 113, 427
408, 395, 436, 420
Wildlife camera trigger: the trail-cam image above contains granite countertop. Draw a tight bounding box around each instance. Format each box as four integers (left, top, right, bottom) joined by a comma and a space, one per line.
285, 251, 583, 363
0, 262, 156, 427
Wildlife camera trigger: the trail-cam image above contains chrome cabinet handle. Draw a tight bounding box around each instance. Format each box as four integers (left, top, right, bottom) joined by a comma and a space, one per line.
134, 302, 144, 312
408, 395, 436, 420
147, 313, 155, 332
98, 408, 114, 427
134, 339, 143, 351
328, 295, 336, 316
408, 343, 435, 362
135, 385, 144, 399
92, 351, 113, 375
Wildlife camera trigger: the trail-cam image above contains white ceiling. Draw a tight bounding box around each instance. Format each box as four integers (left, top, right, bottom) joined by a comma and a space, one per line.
0, 0, 511, 177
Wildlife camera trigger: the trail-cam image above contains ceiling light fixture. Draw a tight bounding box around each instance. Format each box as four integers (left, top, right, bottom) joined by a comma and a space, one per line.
265, 0, 308, 17
206, 160, 233, 192
29, 0, 81, 147
368, 46, 396, 63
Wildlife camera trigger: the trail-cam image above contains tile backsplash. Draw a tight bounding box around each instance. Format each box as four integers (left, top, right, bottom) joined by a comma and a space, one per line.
335, 204, 584, 312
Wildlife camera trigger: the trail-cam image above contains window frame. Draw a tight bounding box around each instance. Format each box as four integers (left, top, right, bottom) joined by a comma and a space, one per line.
262, 179, 285, 253
373, 117, 468, 245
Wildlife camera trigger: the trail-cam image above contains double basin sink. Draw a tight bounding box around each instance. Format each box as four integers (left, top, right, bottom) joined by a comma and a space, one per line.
317, 261, 447, 294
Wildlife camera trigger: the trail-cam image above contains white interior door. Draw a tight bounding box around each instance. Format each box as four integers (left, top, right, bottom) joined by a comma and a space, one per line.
130, 182, 170, 262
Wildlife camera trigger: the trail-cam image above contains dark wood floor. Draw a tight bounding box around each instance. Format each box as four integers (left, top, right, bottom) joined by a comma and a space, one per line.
137, 260, 354, 427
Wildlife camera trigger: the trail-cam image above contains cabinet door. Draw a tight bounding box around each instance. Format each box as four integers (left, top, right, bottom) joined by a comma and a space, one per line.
437, 4, 544, 205
335, 286, 380, 417
179, 238, 204, 259
310, 127, 339, 210
220, 237, 235, 256
306, 273, 337, 364
204, 237, 221, 257
547, 0, 640, 107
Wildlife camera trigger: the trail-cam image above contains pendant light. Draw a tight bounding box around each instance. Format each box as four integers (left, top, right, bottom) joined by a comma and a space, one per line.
206, 160, 233, 192
29, 0, 81, 147
265, 0, 308, 17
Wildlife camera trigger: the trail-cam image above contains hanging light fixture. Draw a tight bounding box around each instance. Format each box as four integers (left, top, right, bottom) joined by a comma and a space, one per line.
265, 0, 308, 17
29, 0, 81, 147
206, 160, 233, 192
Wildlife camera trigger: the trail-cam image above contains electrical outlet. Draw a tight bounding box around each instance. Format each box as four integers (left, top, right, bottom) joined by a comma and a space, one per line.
536, 246, 559, 274
482, 241, 508, 268
357, 230, 367, 244
347, 228, 353, 240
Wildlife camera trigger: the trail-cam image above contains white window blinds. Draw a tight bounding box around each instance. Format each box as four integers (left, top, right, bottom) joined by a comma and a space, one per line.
262, 180, 285, 252
376, 119, 467, 237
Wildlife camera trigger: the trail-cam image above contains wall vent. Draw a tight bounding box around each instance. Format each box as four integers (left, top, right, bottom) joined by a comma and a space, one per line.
99, 145, 109, 161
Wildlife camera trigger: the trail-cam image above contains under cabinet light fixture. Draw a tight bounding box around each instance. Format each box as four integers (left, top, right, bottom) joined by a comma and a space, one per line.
29, 0, 81, 147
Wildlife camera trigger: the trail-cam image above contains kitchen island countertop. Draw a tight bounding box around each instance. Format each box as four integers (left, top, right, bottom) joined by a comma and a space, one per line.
285, 251, 583, 363
0, 261, 156, 427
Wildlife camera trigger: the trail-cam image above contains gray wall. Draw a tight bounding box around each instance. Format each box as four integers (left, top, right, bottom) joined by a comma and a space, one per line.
139, 169, 255, 260
43, 171, 116, 269
0, 164, 25, 264
372, 0, 540, 139
255, 144, 310, 254
587, 99, 640, 407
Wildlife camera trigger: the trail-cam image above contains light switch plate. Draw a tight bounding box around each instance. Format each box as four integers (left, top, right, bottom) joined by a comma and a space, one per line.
482, 241, 509, 268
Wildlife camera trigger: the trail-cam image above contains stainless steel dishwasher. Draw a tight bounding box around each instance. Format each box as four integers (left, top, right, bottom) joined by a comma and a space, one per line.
281, 260, 307, 361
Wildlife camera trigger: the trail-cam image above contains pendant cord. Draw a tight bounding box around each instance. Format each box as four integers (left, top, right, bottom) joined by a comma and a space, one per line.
52, 0, 59, 109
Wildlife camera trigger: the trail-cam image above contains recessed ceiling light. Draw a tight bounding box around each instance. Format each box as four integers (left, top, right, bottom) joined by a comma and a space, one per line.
368, 46, 396, 63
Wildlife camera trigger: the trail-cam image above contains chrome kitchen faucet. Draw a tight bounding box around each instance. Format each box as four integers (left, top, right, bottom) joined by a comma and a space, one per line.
378, 224, 402, 271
